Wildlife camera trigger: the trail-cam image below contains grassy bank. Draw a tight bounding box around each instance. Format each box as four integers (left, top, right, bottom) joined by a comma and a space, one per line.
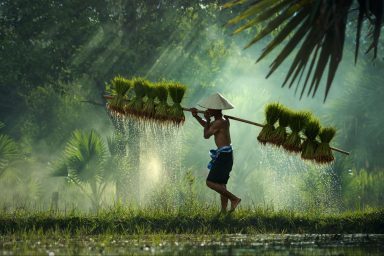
1, 207, 383, 235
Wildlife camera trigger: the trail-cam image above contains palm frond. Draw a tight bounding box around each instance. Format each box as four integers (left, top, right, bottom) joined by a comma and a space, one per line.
256, 6, 310, 61
232, 0, 297, 35
0, 134, 18, 176
225, 0, 383, 100
222, 0, 248, 9
52, 161, 69, 177
355, 1, 365, 63
61, 130, 107, 184
247, 5, 309, 48
362, 0, 384, 58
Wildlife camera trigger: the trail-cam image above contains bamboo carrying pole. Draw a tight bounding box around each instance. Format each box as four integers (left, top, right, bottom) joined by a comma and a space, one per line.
182, 108, 350, 156
103, 95, 349, 155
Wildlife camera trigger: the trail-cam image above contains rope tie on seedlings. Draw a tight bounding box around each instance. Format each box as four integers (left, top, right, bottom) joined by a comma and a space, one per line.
270, 107, 291, 146
301, 119, 321, 160
257, 103, 282, 144
154, 82, 170, 121
105, 76, 188, 126
142, 82, 157, 119
283, 111, 310, 153
255, 103, 339, 164
314, 127, 336, 163
126, 77, 149, 118
108, 76, 131, 115
168, 82, 187, 125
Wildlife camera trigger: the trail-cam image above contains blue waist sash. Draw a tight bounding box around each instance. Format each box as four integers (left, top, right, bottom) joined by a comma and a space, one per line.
207, 145, 233, 170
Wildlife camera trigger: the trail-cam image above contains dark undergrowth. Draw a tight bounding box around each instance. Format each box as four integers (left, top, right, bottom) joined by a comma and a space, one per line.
1, 206, 383, 235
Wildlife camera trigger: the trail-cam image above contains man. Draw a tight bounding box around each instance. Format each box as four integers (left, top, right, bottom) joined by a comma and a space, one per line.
191, 93, 241, 213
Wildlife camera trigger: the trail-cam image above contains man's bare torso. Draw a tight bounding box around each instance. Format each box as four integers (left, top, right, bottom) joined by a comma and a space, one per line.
211, 118, 231, 148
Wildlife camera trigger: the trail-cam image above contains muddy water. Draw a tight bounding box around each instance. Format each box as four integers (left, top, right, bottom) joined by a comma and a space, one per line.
1, 234, 383, 255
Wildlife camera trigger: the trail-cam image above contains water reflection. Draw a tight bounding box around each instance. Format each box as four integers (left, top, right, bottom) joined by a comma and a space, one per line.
1, 234, 383, 255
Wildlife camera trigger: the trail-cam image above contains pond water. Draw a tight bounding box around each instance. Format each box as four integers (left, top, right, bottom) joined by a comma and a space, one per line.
1, 234, 383, 255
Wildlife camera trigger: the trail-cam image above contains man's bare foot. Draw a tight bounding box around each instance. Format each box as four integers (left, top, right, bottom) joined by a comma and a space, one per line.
229, 198, 241, 212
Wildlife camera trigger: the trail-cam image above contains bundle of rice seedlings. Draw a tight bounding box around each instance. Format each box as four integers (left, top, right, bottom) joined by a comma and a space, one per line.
154, 81, 169, 121
314, 127, 336, 163
142, 82, 157, 119
257, 103, 282, 144
301, 119, 321, 160
283, 111, 311, 152
107, 76, 131, 114
269, 107, 292, 146
126, 77, 149, 117
168, 82, 187, 125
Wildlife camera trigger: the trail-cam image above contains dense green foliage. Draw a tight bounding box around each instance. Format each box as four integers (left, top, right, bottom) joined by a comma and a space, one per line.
0, 0, 383, 215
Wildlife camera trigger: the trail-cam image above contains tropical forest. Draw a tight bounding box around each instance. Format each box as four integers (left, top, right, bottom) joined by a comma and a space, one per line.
0, 0, 384, 255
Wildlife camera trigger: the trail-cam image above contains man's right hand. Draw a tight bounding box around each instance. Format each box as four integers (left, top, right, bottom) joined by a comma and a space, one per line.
190, 108, 198, 117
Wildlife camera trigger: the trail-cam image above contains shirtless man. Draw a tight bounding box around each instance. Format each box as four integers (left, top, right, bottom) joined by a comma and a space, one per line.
191, 93, 241, 213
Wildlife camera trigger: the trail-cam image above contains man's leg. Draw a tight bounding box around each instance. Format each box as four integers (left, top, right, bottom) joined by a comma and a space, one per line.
220, 185, 229, 212
206, 181, 241, 211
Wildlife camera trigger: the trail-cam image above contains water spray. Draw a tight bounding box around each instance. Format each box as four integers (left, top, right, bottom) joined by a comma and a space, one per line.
104, 76, 349, 165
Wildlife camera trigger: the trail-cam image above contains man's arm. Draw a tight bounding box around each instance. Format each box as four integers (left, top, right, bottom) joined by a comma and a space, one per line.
194, 114, 207, 127
191, 108, 207, 127
204, 119, 221, 139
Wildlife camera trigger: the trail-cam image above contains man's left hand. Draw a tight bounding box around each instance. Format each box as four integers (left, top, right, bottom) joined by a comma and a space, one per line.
204, 110, 211, 122
190, 108, 198, 117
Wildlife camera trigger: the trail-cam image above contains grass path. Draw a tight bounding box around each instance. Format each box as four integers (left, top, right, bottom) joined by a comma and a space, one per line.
1, 207, 383, 234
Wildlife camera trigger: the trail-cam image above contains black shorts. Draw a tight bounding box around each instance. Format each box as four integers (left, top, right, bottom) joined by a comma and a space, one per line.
207, 151, 233, 184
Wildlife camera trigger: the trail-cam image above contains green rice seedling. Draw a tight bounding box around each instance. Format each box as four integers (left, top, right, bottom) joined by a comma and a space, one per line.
168, 82, 187, 125
301, 119, 321, 160
107, 76, 131, 114
257, 103, 282, 144
126, 77, 149, 117
283, 111, 311, 152
113, 76, 131, 96
154, 81, 169, 121
314, 127, 336, 163
269, 107, 292, 146
142, 82, 157, 119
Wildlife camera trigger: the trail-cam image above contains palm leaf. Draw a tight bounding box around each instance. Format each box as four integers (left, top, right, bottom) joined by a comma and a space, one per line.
223, 0, 249, 9
266, 15, 311, 78
363, 0, 383, 58
257, 6, 310, 62
243, 1, 309, 48
355, 1, 365, 63
56, 130, 107, 184
52, 161, 68, 177
0, 134, 18, 176
282, 28, 321, 89
227, 0, 280, 26
224, 0, 383, 100
233, 0, 297, 36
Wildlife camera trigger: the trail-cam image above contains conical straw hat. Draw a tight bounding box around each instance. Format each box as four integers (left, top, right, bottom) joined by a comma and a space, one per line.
197, 92, 234, 110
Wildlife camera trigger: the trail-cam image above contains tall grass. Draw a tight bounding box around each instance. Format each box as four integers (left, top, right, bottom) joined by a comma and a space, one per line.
1, 205, 383, 235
